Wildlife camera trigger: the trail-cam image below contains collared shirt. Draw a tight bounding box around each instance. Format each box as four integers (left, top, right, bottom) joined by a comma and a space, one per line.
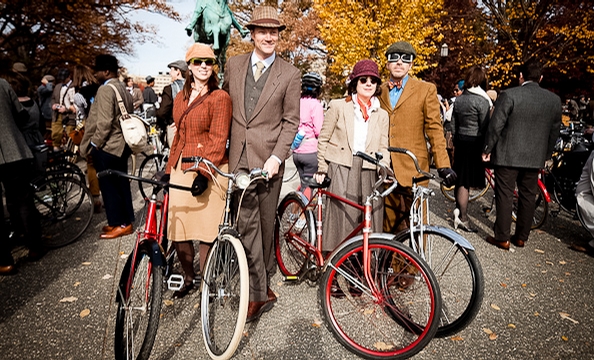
249, 52, 281, 165
389, 75, 409, 109
352, 94, 381, 154
250, 52, 276, 76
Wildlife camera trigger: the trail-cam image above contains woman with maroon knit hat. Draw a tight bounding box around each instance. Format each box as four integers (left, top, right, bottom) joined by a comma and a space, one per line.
314, 60, 390, 282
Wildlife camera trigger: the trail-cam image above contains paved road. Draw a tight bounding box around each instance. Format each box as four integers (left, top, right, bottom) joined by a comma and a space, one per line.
1, 156, 593, 359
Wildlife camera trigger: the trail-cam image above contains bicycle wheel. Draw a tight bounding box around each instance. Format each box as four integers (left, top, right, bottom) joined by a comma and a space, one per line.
34, 176, 93, 248
440, 182, 490, 202
512, 185, 549, 229
138, 154, 167, 200
320, 237, 441, 360
397, 229, 484, 337
275, 193, 315, 277
46, 160, 86, 183
114, 244, 164, 360
201, 234, 249, 360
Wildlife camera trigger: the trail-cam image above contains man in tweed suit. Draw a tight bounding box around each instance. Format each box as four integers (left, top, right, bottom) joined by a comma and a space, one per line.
482, 60, 561, 250
223, 5, 300, 322
80, 55, 135, 240
379, 41, 456, 233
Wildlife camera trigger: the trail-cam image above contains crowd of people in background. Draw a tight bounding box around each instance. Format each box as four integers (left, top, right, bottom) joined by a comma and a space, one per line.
0, 4, 591, 291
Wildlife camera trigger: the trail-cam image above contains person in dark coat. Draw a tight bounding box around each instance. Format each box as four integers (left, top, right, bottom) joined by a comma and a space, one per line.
156, 60, 187, 147
37, 74, 54, 135
482, 60, 562, 250
0, 76, 44, 274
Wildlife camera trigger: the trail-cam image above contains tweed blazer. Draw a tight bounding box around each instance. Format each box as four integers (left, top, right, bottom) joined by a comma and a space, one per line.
317, 97, 390, 173
484, 82, 562, 169
379, 77, 450, 187
80, 79, 133, 158
165, 89, 232, 176
223, 53, 300, 172
0, 79, 33, 165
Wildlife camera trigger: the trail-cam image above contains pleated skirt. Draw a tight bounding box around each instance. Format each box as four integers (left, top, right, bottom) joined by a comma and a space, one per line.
322, 156, 384, 252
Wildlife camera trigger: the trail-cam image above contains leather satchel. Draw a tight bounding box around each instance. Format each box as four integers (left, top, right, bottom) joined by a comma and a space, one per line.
108, 84, 147, 154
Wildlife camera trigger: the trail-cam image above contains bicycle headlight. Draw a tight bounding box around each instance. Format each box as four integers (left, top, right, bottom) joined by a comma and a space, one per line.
236, 173, 250, 189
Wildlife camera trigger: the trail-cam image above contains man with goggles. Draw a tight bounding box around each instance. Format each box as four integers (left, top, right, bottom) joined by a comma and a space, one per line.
378, 41, 456, 233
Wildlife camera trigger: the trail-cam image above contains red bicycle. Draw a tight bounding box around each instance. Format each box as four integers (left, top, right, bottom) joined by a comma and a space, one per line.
441, 167, 551, 229
275, 151, 442, 360
102, 156, 266, 360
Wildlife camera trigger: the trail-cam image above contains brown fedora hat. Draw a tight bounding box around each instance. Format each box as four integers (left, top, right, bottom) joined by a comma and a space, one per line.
246, 5, 286, 31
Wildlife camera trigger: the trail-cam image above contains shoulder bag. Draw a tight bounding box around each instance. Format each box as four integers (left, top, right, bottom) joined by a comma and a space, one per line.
107, 83, 147, 154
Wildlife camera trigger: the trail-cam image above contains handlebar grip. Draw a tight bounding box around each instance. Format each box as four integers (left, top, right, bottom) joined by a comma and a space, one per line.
182, 156, 202, 163
355, 151, 378, 165
388, 147, 409, 154
97, 169, 112, 178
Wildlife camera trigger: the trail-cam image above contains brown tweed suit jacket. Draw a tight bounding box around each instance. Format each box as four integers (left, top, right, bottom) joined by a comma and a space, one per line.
378, 77, 450, 187
223, 53, 301, 172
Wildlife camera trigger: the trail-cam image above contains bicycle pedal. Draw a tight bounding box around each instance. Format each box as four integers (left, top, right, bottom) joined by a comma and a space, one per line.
283, 275, 300, 283
167, 274, 184, 291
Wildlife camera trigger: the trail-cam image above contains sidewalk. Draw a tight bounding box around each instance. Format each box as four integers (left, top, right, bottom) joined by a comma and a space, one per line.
0, 156, 592, 359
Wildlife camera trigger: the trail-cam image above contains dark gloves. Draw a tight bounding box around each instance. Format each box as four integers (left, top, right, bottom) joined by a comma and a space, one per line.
438, 168, 457, 187
186, 29, 192, 37
191, 172, 208, 196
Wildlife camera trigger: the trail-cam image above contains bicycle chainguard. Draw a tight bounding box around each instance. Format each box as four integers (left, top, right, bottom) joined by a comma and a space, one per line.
167, 274, 184, 291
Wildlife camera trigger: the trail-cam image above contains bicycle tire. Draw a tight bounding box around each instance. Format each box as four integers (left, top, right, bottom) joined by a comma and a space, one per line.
511, 185, 549, 229
114, 244, 164, 360
34, 176, 93, 248
396, 229, 484, 337
275, 192, 316, 278
201, 234, 249, 360
46, 160, 86, 183
319, 237, 441, 359
138, 153, 167, 201
440, 182, 490, 202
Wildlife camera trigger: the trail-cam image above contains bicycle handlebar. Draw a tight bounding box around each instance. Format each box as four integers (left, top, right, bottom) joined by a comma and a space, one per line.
181, 156, 269, 188
387, 147, 435, 182
97, 169, 192, 192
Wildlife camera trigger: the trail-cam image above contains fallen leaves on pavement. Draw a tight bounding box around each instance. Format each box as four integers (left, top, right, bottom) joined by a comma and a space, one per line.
80, 309, 90, 318
559, 312, 579, 324
59, 296, 78, 303
490, 303, 501, 311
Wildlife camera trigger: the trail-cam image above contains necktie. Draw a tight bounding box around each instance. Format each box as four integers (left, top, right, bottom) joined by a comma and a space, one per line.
254, 61, 265, 82
388, 79, 403, 90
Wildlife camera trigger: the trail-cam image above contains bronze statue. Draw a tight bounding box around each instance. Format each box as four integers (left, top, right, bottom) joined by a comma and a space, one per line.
186, 0, 249, 81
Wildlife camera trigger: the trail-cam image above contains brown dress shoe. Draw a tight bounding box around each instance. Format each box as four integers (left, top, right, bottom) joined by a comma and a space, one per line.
511, 235, 525, 248
0, 264, 16, 275
246, 300, 274, 323
100, 224, 134, 239
102, 225, 115, 232
267, 287, 277, 304
485, 236, 510, 250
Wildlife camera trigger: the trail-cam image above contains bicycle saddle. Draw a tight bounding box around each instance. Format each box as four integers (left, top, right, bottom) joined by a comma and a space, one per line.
303, 176, 331, 189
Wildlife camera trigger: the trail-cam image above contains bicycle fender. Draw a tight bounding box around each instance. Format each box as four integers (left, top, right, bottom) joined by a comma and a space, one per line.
396, 225, 475, 251
279, 191, 310, 210
140, 240, 166, 267
322, 233, 397, 272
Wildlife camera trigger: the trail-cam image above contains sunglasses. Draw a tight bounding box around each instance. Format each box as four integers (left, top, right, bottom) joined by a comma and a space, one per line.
358, 77, 379, 85
188, 58, 216, 66
386, 53, 414, 63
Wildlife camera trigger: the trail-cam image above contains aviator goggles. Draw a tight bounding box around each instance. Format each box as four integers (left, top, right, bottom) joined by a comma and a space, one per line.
386, 53, 414, 63
188, 58, 216, 66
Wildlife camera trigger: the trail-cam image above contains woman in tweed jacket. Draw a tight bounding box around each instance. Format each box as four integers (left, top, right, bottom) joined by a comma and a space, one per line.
165, 44, 232, 298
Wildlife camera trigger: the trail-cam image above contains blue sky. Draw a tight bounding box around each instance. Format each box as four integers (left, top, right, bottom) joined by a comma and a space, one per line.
120, 0, 196, 77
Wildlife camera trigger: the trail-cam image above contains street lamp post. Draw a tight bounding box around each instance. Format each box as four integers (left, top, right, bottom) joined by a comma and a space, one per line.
440, 43, 449, 95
